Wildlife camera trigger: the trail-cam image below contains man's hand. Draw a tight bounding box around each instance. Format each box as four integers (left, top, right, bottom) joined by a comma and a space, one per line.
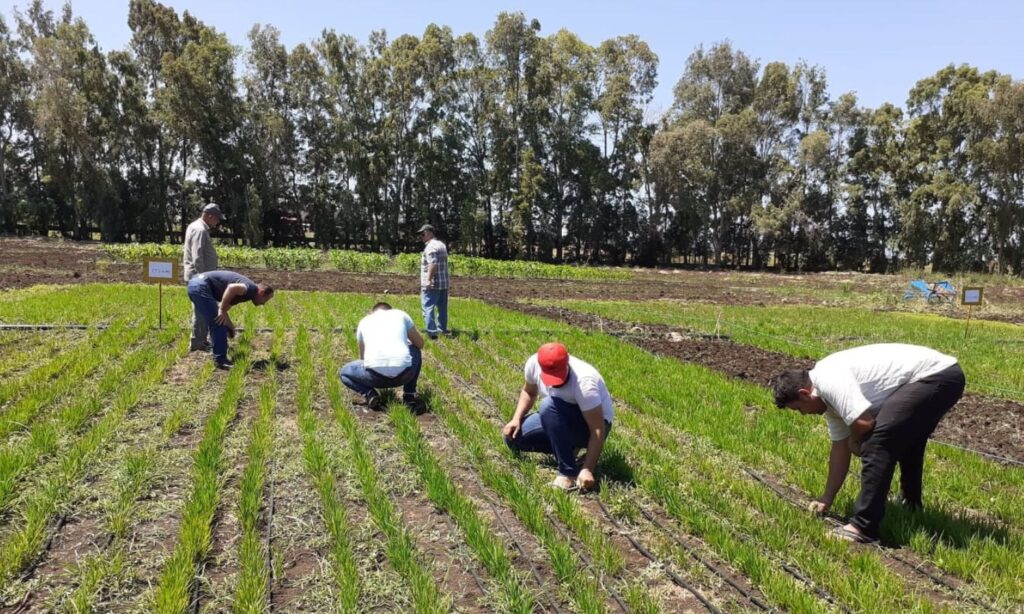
848, 437, 863, 457
215, 310, 233, 328
808, 499, 831, 515
502, 418, 521, 440
576, 468, 596, 492
425, 279, 435, 290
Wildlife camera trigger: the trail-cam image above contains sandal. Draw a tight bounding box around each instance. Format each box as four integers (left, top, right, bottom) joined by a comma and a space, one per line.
831, 525, 879, 544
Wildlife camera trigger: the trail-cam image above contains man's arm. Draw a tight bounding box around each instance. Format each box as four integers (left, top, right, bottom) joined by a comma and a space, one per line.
407, 327, 425, 349
576, 407, 607, 491
848, 410, 875, 455
812, 438, 852, 513
195, 230, 214, 273
426, 262, 438, 288
503, 382, 538, 439
215, 283, 247, 326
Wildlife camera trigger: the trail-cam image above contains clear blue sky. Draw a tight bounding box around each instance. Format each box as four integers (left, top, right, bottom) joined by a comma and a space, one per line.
4, 0, 1021, 117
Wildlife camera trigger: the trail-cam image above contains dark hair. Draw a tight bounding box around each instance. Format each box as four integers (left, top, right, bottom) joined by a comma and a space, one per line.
257, 283, 274, 296
371, 301, 392, 312
772, 369, 810, 408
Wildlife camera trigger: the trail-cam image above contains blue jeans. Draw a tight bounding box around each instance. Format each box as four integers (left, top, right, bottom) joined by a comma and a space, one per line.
187, 277, 229, 364
340, 344, 422, 398
421, 288, 448, 334
504, 396, 611, 478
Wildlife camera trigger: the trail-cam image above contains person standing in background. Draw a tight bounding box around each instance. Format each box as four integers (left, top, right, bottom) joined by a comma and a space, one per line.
418, 224, 449, 339
183, 203, 224, 351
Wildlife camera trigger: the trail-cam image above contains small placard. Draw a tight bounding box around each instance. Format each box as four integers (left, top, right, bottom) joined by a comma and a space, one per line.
961, 287, 984, 306
143, 258, 179, 284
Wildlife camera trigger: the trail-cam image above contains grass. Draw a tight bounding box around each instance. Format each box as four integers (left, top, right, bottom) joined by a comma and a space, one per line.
0, 283, 1020, 612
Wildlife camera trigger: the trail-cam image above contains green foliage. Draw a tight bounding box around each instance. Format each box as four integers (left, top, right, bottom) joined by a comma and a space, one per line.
102, 242, 632, 280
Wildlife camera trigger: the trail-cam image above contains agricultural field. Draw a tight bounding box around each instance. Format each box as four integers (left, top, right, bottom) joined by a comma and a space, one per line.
0, 266, 1022, 613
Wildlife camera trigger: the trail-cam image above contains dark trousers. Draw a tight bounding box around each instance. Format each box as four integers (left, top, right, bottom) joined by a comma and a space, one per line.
504, 396, 611, 478
850, 364, 965, 537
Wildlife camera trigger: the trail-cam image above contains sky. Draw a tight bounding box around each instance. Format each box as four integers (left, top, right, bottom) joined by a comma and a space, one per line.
3, 0, 1021, 118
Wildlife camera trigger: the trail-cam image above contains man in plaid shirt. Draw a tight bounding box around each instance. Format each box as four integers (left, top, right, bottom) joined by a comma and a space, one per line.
418, 224, 449, 339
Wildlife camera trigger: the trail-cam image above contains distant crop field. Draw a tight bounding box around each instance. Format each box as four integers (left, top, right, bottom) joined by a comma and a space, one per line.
0, 284, 1020, 612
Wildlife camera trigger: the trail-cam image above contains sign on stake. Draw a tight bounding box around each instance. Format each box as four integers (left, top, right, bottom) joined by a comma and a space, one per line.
961, 287, 984, 340
143, 258, 180, 329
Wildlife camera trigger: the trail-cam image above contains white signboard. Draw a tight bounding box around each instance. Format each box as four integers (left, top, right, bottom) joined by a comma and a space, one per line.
143, 258, 179, 284
961, 287, 984, 306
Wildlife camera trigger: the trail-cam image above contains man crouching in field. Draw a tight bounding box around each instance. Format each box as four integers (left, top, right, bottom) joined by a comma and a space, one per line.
772, 343, 965, 543
503, 343, 613, 492
186, 270, 274, 369
340, 302, 426, 414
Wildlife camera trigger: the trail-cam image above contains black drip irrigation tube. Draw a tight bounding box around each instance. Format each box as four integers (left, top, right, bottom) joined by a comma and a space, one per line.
740, 467, 1003, 614
595, 498, 725, 614
478, 491, 562, 614
625, 506, 771, 612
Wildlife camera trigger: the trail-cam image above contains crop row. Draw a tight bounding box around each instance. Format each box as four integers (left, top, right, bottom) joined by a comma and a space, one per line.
0, 326, 186, 588
102, 242, 632, 281
0, 323, 169, 513
153, 319, 256, 612
233, 325, 285, 610
331, 293, 1020, 611
478, 311, 1022, 606
58, 360, 219, 612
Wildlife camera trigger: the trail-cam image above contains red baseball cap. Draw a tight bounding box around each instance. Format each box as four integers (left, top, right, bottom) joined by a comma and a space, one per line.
537, 342, 570, 387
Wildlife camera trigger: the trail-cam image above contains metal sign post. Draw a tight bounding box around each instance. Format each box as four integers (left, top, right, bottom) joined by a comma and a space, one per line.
961, 287, 983, 340
143, 258, 180, 329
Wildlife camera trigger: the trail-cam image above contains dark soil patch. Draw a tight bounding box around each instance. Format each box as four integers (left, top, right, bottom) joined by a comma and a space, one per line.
500, 302, 1024, 465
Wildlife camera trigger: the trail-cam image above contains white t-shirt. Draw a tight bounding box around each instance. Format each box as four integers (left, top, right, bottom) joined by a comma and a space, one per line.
356, 309, 415, 377
524, 355, 614, 423
810, 344, 958, 441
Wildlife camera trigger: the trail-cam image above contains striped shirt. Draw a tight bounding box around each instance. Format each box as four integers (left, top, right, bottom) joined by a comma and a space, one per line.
420, 239, 449, 289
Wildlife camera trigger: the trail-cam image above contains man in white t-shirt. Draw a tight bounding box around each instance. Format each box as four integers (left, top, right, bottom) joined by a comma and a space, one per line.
340, 302, 426, 414
772, 343, 965, 543
502, 343, 614, 492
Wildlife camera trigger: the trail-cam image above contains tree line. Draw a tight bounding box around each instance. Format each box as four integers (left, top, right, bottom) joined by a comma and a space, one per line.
1, 1, 1021, 273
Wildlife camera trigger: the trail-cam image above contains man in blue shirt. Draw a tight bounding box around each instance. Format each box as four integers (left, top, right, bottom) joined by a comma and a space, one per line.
340, 302, 426, 414
186, 270, 275, 369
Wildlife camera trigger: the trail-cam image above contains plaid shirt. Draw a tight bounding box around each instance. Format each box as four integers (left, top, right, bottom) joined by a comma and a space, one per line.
421, 239, 449, 289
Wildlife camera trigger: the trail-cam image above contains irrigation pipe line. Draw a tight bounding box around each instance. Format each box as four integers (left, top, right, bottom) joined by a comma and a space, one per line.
630, 506, 772, 612
595, 498, 725, 614
440, 346, 847, 613
741, 467, 1003, 614
478, 491, 562, 614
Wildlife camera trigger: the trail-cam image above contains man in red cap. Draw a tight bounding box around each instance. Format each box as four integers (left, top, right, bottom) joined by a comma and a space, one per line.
502, 343, 614, 491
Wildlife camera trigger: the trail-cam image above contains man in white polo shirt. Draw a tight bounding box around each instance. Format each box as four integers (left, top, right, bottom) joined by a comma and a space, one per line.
772, 343, 965, 543
340, 302, 426, 414
502, 342, 614, 492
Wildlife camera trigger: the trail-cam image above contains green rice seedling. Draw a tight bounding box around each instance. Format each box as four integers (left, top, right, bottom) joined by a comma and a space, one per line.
0, 318, 136, 416
318, 337, 452, 614
291, 327, 361, 610
153, 323, 255, 613
386, 397, 537, 614
234, 327, 284, 611
0, 327, 178, 511
0, 331, 187, 586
